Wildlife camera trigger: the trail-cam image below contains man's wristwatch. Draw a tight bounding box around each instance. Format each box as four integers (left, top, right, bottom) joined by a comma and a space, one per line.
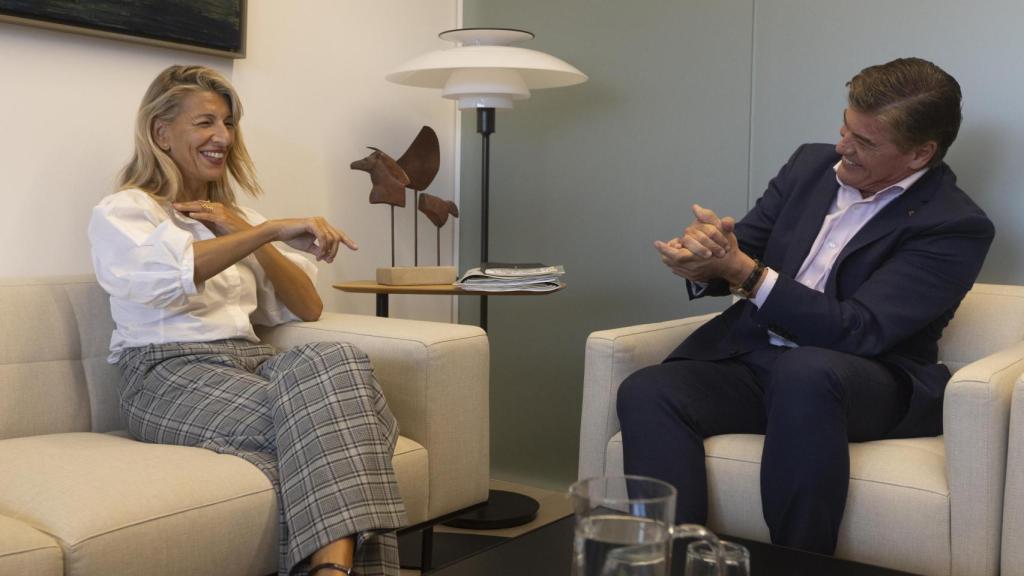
730, 258, 767, 299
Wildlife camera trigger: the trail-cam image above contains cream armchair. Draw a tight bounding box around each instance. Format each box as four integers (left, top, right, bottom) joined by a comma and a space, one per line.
0, 276, 489, 576
579, 283, 1024, 576
1000, 372, 1024, 575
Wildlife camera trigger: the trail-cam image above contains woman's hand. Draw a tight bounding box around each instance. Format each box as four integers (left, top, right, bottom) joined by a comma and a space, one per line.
175, 202, 356, 263
173, 200, 251, 236
268, 217, 358, 263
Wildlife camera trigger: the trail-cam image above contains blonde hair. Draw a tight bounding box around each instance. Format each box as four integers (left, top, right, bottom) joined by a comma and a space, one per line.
118, 65, 261, 205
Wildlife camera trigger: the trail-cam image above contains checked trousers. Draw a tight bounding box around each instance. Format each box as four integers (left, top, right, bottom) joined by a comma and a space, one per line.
117, 339, 406, 576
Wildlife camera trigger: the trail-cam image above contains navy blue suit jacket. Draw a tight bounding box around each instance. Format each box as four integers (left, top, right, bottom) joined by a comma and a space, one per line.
669, 143, 994, 438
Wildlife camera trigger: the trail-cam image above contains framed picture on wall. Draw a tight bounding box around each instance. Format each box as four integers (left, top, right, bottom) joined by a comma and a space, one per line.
0, 0, 246, 58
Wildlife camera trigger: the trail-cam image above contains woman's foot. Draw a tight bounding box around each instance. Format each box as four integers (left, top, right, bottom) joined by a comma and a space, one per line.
309, 536, 356, 575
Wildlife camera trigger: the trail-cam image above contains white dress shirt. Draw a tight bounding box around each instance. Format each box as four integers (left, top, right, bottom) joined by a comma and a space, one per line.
89, 188, 317, 362
751, 163, 927, 347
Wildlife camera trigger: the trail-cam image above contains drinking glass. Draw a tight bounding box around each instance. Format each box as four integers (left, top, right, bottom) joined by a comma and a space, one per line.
684, 539, 750, 576
570, 475, 746, 576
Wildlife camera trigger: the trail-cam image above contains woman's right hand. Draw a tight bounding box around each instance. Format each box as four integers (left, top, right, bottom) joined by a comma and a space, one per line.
173, 200, 252, 236
267, 217, 358, 263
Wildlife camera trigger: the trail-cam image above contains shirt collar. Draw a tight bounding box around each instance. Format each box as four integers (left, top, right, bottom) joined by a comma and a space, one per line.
832, 161, 929, 200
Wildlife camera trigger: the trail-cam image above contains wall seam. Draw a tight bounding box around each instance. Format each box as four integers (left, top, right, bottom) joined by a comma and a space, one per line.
451, 0, 463, 323
746, 0, 758, 210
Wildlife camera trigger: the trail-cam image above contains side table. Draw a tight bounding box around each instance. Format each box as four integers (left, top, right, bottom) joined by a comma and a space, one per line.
333, 280, 566, 530
333, 280, 564, 319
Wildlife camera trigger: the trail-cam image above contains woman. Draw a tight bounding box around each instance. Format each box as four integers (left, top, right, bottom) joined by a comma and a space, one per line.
88, 65, 404, 576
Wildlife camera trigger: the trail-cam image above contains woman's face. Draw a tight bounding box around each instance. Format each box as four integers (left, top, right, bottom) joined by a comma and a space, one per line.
154, 90, 235, 198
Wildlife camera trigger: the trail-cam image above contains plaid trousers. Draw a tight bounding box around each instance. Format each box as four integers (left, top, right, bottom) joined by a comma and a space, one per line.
117, 339, 406, 576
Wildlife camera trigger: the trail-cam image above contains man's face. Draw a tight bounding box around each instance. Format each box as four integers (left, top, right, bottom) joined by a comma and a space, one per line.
835, 108, 933, 196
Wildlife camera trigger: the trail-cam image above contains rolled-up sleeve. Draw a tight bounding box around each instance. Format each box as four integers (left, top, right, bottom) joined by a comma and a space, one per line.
88, 192, 199, 309
251, 243, 318, 326
238, 206, 319, 326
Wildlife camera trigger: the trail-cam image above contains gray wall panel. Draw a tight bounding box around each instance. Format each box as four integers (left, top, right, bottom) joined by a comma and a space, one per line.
462, 0, 754, 488
464, 0, 1022, 488
751, 0, 1022, 282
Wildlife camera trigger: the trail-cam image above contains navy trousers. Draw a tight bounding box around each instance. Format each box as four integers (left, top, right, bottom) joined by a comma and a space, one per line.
616, 345, 910, 554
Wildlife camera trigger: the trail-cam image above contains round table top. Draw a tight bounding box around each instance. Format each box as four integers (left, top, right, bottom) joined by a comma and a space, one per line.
333, 280, 565, 296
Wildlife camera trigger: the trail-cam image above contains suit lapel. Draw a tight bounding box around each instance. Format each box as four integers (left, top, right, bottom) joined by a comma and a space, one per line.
828, 165, 944, 283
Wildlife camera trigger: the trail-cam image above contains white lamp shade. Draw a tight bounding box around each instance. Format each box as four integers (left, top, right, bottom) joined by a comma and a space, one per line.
441, 68, 529, 109
386, 29, 587, 110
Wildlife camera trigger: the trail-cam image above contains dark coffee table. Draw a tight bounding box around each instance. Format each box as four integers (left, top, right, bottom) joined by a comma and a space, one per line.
428, 515, 921, 576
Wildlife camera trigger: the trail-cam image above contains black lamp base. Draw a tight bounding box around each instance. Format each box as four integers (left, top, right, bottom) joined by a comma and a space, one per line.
442, 489, 540, 530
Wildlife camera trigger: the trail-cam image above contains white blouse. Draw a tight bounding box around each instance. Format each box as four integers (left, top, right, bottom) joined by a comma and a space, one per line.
88, 188, 317, 362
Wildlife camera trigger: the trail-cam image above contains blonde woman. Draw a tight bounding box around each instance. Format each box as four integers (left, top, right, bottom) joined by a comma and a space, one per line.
88, 65, 404, 576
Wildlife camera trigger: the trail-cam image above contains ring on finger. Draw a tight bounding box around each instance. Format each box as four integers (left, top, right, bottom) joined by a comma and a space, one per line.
200, 200, 213, 210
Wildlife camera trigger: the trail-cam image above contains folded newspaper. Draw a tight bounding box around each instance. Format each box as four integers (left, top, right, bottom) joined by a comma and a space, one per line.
456, 263, 565, 292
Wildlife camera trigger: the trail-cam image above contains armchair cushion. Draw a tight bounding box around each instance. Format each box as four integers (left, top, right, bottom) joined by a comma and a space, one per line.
0, 515, 62, 576
0, 431, 431, 576
604, 432, 951, 573
0, 432, 280, 576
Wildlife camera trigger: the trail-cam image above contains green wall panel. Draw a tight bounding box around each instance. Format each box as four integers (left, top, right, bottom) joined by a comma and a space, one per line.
462, 0, 1021, 489
461, 0, 755, 488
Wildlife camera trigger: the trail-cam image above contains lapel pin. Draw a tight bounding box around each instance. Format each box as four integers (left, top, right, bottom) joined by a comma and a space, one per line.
908, 209, 916, 216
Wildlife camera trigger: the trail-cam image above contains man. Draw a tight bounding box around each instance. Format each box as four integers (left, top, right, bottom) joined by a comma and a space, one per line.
616, 58, 994, 554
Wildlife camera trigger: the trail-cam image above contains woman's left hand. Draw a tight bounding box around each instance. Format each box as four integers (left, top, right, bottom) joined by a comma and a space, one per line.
173, 200, 251, 236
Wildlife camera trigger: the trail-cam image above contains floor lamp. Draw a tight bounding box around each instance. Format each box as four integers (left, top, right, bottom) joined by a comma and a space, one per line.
387, 28, 587, 528
387, 27, 586, 330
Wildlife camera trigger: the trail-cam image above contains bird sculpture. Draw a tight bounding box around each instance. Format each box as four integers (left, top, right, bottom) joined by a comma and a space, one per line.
397, 127, 441, 265
418, 193, 460, 265
350, 126, 456, 270
349, 147, 409, 207
350, 147, 409, 266
397, 126, 441, 192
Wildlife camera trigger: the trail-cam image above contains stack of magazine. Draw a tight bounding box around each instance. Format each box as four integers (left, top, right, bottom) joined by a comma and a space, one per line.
456, 262, 565, 292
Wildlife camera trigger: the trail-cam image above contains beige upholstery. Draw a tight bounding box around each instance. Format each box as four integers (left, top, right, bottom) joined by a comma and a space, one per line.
0, 515, 62, 576
579, 283, 1024, 576
1000, 374, 1024, 575
0, 276, 489, 576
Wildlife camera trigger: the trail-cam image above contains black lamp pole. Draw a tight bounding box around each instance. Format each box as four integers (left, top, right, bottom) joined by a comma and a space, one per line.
445, 106, 541, 532
477, 107, 495, 331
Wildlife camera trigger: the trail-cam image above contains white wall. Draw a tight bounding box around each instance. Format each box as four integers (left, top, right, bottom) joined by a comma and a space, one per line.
0, 0, 460, 321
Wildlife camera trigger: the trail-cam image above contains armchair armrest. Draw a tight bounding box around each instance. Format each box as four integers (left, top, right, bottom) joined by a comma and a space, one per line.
578, 314, 716, 480
1001, 373, 1024, 575
257, 313, 490, 519
944, 341, 1024, 576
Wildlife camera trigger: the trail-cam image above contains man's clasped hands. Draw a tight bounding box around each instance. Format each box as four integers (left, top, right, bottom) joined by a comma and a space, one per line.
655, 204, 756, 286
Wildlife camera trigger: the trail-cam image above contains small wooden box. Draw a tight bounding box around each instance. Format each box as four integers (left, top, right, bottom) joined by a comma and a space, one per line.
376, 266, 457, 286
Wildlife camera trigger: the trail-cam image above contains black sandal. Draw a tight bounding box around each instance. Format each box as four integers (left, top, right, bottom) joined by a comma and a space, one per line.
309, 562, 354, 575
